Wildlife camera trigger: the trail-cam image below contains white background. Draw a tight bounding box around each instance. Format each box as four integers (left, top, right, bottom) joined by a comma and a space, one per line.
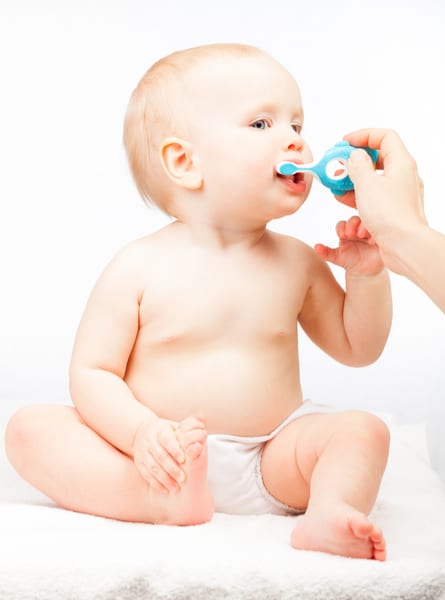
1, 0, 444, 451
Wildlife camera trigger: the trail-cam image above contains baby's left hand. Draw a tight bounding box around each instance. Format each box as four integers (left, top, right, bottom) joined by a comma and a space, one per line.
315, 216, 384, 276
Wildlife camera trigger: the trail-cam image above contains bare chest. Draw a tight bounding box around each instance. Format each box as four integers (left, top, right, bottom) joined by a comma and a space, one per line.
137, 256, 307, 348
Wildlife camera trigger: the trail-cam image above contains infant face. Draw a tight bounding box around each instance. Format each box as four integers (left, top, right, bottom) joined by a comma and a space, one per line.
180, 52, 314, 220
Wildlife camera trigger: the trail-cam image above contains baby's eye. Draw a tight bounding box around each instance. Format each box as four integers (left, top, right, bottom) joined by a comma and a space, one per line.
250, 119, 270, 130
292, 123, 303, 134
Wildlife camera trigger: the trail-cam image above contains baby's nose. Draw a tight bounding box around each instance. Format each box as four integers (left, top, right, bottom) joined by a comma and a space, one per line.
285, 133, 304, 152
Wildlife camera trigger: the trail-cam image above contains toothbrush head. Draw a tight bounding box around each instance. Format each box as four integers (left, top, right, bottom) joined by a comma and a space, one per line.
276, 141, 378, 196
277, 162, 301, 177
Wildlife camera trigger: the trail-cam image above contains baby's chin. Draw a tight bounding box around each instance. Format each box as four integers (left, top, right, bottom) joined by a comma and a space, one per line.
279, 191, 311, 217
267, 202, 304, 224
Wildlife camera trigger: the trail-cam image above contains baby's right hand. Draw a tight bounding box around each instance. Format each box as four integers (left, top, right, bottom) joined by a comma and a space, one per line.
132, 417, 187, 494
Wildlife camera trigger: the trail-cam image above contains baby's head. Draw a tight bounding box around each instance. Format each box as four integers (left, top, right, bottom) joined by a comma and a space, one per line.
124, 44, 311, 218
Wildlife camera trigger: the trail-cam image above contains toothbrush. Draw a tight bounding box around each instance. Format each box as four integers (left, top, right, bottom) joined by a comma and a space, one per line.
276, 140, 378, 196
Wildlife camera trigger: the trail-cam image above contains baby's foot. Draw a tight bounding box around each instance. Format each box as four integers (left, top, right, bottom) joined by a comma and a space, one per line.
162, 415, 214, 526
290, 504, 386, 560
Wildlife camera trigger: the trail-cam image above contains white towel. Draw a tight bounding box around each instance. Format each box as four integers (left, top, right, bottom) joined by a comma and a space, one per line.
1, 423, 444, 599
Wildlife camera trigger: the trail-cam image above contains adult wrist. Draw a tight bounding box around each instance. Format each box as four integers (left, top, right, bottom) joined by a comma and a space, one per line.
377, 223, 430, 278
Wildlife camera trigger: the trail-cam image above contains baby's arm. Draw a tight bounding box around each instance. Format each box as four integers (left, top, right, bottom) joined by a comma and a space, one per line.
299, 217, 392, 366
69, 243, 186, 493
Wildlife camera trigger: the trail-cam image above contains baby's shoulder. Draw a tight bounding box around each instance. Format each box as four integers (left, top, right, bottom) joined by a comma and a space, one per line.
101, 226, 173, 285
110, 225, 173, 265
269, 231, 318, 262
268, 232, 329, 283
106, 237, 151, 272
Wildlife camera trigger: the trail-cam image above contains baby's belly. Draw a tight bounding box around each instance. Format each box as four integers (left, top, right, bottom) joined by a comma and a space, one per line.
125, 348, 303, 436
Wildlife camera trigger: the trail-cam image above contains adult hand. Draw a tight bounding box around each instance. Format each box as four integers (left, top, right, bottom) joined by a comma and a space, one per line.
335, 128, 445, 312
335, 129, 426, 242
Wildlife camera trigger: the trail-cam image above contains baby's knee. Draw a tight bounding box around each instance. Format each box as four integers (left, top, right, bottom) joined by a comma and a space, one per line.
337, 410, 390, 450
5, 405, 46, 465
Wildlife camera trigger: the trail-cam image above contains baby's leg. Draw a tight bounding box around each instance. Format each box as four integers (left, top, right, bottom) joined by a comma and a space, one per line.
5, 405, 214, 525
261, 410, 390, 560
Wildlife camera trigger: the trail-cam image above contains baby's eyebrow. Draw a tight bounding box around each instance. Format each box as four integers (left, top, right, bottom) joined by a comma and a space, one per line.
248, 102, 275, 115
293, 107, 304, 121
248, 104, 304, 119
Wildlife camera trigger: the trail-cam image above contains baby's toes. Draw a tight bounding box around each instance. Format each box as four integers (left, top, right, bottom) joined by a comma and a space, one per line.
175, 429, 206, 462
177, 414, 206, 433
185, 441, 205, 461
373, 539, 386, 561
175, 415, 208, 462
176, 426, 207, 449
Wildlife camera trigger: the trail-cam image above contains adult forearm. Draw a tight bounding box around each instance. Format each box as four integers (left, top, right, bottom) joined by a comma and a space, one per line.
69, 368, 158, 456
343, 269, 393, 365
378, 225, 445, 313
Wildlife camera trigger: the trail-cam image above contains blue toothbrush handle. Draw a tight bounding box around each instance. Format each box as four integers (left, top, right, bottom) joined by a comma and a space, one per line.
277, 141, 378, 196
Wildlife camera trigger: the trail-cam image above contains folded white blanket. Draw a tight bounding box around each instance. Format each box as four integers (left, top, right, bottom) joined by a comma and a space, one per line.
1, 423, 445, 599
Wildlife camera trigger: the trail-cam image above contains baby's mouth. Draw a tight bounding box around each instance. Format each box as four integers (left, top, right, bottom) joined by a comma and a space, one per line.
276, 172, 305, 184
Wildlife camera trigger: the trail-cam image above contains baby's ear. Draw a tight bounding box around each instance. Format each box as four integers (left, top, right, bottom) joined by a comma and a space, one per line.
160, 137, 203, 190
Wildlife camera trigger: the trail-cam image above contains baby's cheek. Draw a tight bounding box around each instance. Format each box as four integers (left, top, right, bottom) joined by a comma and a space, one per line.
302, 144, 313, 163
304, 176, 314, 199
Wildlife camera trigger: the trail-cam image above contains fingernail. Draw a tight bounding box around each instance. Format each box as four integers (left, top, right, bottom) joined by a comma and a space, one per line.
178, 471, 186, 483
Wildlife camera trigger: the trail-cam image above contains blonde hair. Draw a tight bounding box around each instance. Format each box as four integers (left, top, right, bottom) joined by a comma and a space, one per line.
123, 43, 264, 214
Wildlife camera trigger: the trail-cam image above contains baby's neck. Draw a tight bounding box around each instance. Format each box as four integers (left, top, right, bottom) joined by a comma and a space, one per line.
174, 218, 269, 251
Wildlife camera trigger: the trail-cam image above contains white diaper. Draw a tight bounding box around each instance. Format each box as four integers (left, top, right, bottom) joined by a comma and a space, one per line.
206, 400, 333, 515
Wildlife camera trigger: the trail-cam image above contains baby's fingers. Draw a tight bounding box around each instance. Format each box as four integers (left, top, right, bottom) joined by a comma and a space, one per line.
142, 452, 184, 494
344, 216, 363, 239
357, 221, 372, 239
159, 428, 186, 464
336, 220, 347, 240
337, 216, 371, 241
314, 243, 339, 265
136, 458, 172, 494
157, 446, 186, 485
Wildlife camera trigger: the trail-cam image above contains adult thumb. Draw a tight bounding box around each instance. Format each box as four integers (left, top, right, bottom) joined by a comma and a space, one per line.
348, 149, 374, 185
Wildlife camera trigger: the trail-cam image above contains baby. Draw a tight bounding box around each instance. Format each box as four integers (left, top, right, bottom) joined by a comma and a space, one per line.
6, 43, 392, 560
